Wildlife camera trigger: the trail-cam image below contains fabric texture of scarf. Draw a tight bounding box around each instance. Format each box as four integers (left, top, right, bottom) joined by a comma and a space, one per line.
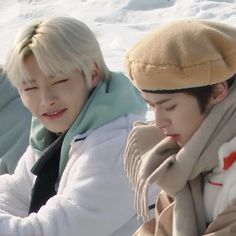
30, 71, 147, 177
125, 83, 236, 236
0, 72, 31, 174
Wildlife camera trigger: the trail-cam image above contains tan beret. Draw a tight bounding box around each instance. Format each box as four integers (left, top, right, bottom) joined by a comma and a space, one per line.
125, 20, 236, 91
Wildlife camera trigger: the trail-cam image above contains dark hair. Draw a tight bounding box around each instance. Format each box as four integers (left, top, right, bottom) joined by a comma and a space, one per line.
143, 74, 235, 113
184, 75, 235, 112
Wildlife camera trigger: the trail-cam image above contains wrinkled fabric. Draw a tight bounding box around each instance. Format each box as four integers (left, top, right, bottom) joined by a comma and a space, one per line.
125, 83, 236, 235
0, 115, 150, 236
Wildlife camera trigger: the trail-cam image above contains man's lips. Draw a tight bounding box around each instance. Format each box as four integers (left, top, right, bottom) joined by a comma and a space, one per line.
42, 108, 67, 120
166, 134, 180, 142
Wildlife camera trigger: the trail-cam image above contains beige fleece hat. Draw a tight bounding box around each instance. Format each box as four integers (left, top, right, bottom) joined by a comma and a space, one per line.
125, 20, 236, 91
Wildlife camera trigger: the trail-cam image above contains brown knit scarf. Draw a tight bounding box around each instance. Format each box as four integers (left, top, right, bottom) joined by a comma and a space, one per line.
125, 84, 236, 236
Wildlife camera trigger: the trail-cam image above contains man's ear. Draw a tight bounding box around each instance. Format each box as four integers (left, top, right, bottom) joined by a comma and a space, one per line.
211, 81, 228, 104
91, 63, 100, 88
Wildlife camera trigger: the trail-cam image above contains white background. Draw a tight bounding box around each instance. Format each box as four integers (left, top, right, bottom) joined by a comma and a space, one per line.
0, 0, 236, 120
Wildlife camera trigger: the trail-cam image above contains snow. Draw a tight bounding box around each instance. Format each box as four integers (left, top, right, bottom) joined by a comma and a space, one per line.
1, 0, 236, 69
0, 0, 236, 120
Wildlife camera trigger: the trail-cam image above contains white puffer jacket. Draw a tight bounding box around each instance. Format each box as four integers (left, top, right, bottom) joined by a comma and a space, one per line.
0, 115, 156, 236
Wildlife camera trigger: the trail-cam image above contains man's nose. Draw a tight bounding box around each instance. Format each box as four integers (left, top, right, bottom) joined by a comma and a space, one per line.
40, 88, 56, 108
154, 110, 170, 129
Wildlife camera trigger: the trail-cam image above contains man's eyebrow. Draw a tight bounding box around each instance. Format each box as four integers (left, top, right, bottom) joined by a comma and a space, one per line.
155, 98, 171, 105
143, 98, 171, 105
21, 79, 36, 85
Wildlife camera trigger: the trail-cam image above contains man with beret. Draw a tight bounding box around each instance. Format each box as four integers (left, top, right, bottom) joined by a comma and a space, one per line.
124, 19, 236, 236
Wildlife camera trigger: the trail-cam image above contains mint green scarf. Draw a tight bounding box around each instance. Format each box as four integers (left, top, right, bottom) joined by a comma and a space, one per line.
30, 72, 147, 176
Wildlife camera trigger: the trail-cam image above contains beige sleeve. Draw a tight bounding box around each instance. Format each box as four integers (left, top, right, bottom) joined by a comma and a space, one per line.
204, 200, 236, 235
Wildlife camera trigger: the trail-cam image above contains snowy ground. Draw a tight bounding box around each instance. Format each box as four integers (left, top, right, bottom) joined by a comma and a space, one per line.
0, 0, 236, 70
0, 0, 236, 120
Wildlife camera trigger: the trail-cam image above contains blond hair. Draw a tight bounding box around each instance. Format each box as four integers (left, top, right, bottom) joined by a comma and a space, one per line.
5, 16, 110, 88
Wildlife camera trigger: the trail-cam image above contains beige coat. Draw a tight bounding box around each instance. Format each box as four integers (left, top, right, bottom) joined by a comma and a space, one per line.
125, 84, 236, 236
134, 190, 236, 236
